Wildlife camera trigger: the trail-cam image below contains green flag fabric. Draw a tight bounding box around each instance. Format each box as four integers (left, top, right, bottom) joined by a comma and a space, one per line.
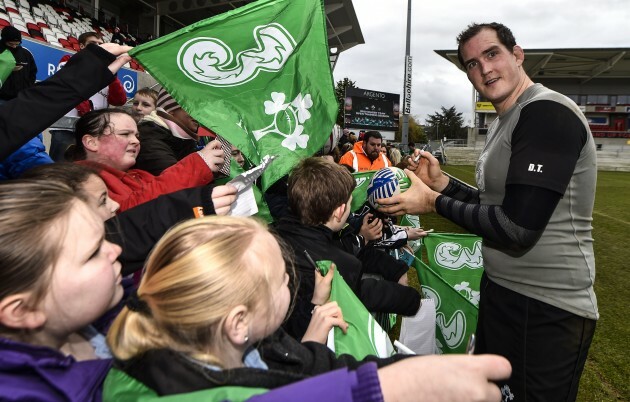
412, 233, 484, 354
129, 0, 337, 191
103, 368, 268, 401
0, 49, 16, 88
422, 233, 483, 307
350, 170, 376, 212
317, 260, 395, 360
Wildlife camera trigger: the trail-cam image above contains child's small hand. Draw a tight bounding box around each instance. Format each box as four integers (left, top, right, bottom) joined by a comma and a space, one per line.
360, 213, 383, 241
301, 301, 349, 344
199, 140, 226, 172
311, 263, 334, 305
406, 227, 429, 240
211, 184, 237, 215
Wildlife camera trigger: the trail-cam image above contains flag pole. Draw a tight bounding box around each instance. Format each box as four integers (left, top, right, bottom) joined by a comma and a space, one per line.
401, 0, 412, 153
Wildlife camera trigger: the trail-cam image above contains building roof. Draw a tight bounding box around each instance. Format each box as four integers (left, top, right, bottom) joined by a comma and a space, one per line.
435, 48, 630, 83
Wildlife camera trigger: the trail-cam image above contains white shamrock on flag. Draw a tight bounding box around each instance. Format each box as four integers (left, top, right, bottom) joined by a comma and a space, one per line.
252, 92, 312, 151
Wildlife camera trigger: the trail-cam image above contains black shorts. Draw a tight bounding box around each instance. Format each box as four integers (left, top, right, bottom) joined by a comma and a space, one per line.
475, 273, 596, 402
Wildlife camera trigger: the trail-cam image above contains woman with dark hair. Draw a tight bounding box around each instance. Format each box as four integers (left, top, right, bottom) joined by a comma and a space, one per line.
65, 108, 226, 211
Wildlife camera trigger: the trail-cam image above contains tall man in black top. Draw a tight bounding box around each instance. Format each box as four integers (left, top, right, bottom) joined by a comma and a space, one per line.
378, 23, 598, 402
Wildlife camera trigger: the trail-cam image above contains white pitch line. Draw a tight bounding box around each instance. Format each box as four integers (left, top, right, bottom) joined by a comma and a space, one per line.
593, 210, 630, 227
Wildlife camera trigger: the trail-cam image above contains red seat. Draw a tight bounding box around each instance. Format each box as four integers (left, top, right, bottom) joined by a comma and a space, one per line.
33, 35, 47, 42
37, 22, 50, 29
58, 38, 70, 47
6, 7, 18, 14
19, 31, 30, 38
26, 22, 40, 31
0, 18, 10, 28
71, 43, 80, 51
67, 36, 78, 44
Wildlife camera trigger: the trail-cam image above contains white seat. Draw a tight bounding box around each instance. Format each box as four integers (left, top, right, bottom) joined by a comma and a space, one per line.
12, 21, 26, 33
49, 40, 63, 48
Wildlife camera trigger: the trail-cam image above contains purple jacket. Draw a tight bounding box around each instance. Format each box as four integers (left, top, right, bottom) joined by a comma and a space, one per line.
248, 363, 384, 402
0, 337, 111, 401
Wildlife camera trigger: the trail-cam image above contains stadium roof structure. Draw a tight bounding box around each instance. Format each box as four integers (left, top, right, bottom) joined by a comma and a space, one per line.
126, 0, 364, 69
435, 48, 630, 83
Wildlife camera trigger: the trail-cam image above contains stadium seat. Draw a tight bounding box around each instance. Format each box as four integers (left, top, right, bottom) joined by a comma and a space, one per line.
6, 7, 17, 14
32, 35, 46, 43
71, 42, 79, 51
0, 19, 10, 28
28, 28, 42, 38
26, 22, 39, 31
67, 36, 77, 44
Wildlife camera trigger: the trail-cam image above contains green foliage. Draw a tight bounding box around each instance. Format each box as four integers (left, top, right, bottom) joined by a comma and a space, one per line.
392, 166, 630, 402
425, 106, 467, 140
334, 77, 356, 127
395, 115, 428, 144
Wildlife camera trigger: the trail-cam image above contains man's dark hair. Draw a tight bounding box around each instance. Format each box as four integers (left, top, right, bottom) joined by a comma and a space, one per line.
363, 131, 382, 143
78, 32, 101, 45
456, 22, 516, 67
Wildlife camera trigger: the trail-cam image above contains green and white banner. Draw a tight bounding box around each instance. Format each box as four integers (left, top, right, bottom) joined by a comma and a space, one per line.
129, 0, 337, 191
412, 233, 484, 354
318, 260, 395, 359
350, 170, 376, 212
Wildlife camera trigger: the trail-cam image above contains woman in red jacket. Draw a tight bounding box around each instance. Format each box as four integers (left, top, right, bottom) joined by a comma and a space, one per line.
66, 109, 226, 211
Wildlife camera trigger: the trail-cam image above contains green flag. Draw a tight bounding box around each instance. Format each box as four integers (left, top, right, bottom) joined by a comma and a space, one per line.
317, 260, 395, 360
0, 49, 16, 88
129, 0, 337, 191
103, 368, 268, 401
350, 170, 377, 212
412, 233, 484, 354
422, 233, 483, 307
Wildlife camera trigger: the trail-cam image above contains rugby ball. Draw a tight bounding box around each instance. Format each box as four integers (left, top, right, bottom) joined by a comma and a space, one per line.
367, 167, 411, 208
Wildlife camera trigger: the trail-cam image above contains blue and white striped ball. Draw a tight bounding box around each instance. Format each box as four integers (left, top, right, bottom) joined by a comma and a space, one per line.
367, 167, 411, 208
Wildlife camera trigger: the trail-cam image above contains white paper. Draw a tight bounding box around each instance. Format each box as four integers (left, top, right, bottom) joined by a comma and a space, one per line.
227, 155, 276, 217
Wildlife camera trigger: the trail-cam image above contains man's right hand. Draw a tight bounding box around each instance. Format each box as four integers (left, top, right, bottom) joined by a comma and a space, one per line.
408, 149, 449, 192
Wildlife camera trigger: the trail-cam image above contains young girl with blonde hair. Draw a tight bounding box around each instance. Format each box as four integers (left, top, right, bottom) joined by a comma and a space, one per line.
106, 216, 511, 401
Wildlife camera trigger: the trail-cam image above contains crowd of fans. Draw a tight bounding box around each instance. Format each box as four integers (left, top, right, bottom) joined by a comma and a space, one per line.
0, 28, 511, 402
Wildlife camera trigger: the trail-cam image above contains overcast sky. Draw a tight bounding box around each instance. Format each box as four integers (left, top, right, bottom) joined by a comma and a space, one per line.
333, 0, 630, 126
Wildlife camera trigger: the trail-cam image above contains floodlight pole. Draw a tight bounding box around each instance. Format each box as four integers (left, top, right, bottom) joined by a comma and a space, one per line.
401, 0, 412, 153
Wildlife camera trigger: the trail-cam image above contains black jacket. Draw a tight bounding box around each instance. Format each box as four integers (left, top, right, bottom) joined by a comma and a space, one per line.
117, 328, 407, 396
0, 44, 117, 160
106, 184, 216, 276
0, 45, 37, 100
274, 215, 420, 340
135, 119, 197, 175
